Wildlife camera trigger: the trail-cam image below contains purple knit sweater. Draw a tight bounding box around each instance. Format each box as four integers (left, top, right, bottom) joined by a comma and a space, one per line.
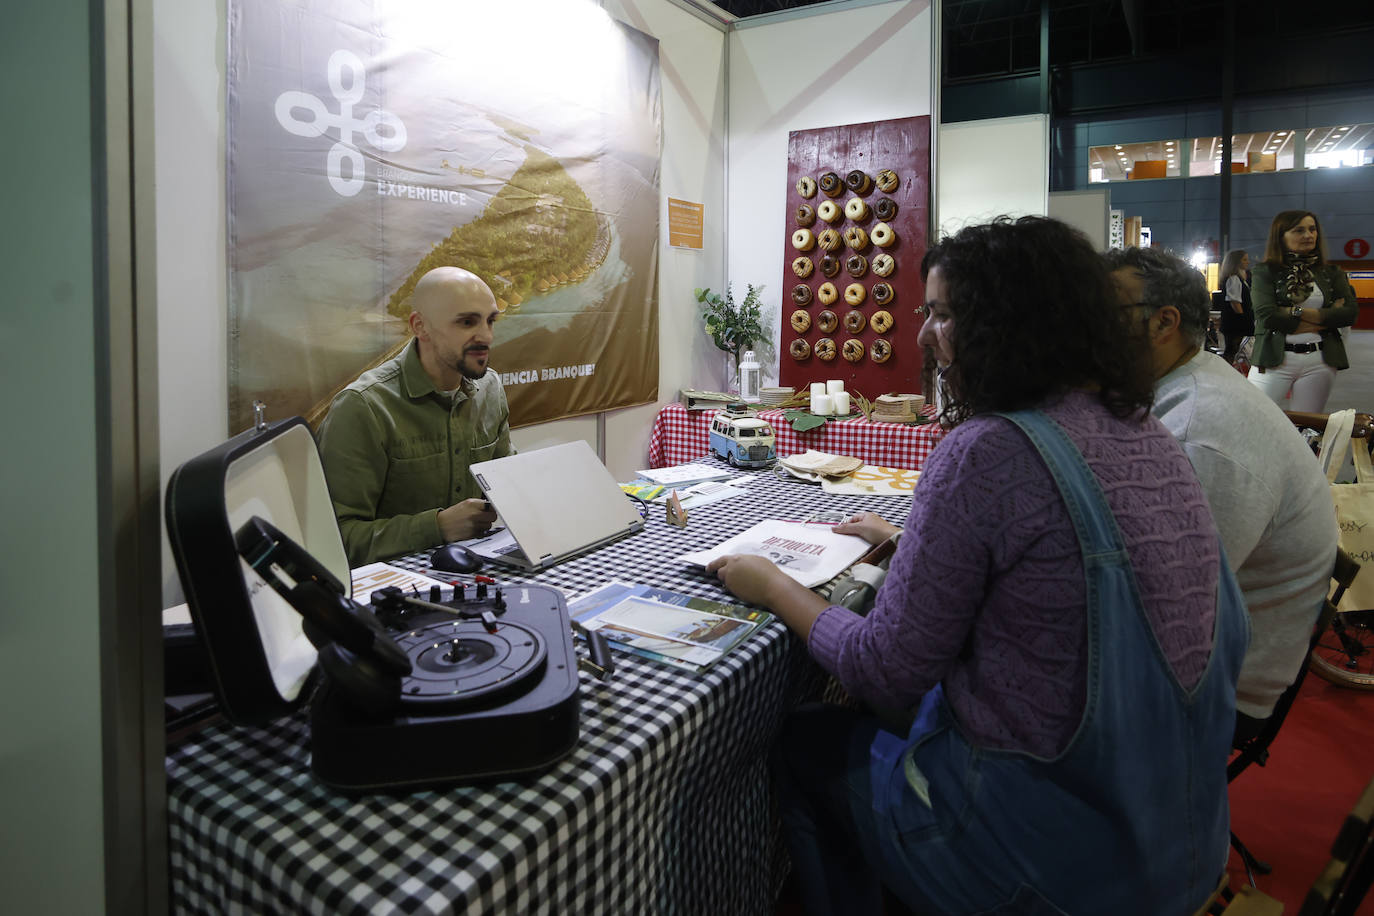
807, 391, 1220, 758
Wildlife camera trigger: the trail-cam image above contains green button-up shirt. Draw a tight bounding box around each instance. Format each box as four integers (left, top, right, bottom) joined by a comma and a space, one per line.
318, 339, 513, 565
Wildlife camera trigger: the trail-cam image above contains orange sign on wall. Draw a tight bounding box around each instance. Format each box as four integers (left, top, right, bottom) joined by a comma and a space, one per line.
668, 198, 704, 249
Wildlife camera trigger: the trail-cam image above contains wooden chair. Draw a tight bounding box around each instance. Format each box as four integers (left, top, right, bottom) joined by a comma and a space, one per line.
1227, 548, 1361, 884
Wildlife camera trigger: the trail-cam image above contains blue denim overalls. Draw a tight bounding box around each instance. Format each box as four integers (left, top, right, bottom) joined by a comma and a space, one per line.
866, 409, 1250, 914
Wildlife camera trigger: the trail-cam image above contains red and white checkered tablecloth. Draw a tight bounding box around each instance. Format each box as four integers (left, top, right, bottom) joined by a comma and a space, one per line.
645, 403, 947, 471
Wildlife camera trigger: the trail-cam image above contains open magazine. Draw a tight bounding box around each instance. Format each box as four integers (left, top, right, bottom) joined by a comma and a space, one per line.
568, 581, 774, 673
678, 519, 871, 589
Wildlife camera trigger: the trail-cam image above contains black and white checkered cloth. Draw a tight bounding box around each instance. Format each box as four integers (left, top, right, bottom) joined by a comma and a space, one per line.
166, 467, 912, 915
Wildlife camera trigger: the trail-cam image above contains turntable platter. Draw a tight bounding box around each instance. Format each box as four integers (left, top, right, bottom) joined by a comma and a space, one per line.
393, 618, 547, 712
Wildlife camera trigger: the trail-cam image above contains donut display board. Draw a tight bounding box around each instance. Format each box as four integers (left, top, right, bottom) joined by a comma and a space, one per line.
780, 116, 930, 401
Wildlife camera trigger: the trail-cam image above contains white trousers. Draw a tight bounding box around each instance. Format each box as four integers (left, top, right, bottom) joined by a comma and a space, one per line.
1248, 347, 1337, 412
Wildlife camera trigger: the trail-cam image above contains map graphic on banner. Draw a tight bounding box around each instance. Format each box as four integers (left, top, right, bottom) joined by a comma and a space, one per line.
227, 0, 662, 432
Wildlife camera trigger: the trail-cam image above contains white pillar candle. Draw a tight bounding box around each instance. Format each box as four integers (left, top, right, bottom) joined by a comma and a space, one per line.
810, 382, 826, 397
811, 393, 834, 415
826, 379, 845, 395
832, 391, 850, 416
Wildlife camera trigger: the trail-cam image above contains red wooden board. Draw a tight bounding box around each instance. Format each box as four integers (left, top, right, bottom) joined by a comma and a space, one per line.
779, 116, 931, 402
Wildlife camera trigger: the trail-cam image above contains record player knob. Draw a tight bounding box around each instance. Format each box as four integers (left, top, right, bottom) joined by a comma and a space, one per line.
477, 582, 488, 599
494, 587, 506, 611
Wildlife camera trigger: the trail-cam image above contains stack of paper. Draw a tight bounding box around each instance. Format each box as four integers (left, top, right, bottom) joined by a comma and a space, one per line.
871, 394, 926, 423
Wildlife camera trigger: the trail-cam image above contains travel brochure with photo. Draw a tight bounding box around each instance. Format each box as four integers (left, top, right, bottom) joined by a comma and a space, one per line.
569, 581, 774, 673
677, 519, 871, 589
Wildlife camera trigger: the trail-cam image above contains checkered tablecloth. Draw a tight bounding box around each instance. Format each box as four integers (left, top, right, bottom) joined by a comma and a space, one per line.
165, 471, 912, 915
646, 403, 946, 471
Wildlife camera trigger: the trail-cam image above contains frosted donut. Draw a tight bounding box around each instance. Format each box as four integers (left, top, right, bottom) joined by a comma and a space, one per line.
843, 283, 866, 307
792, 284, 813, 306
819, 255, 841, 278
818, 172, 843, 197
792, 256, 814, 279
817, 229, 843, 252
845, 170, 872, 194
870, 339, 893, 363
874, 198, 898, 221
796, 204, 816, 227
844, 197, 869, 221
844, 309, 866, 334
790, 309, 812, 333
871, 309, 894, 333
875, 169, 899, 193
872, 253, 896, 277
817, 200, 843, 223
871, 282, 894, 305
846, 254, 868, 278
842, 338, 865, 363
870, 222, 896, 248
815, 337, 837, 361
789, 338, 811, 360
843, 226, 869, 251
796, 176, 817, 198
816, 309, 838, 333
817, 282, 838, 305
792, 228, 816, 251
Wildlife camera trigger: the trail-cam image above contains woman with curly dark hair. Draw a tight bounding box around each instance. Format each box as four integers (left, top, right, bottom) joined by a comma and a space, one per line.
1248, 209, 1358, 412
708, 216, 1247, 915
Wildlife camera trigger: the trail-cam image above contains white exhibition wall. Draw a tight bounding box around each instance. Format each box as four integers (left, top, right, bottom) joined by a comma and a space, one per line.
937, 113, 1050, 237
726, 0, 933, 387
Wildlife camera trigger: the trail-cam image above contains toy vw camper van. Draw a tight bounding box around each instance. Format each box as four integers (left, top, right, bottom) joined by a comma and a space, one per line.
708, 413, 776, 468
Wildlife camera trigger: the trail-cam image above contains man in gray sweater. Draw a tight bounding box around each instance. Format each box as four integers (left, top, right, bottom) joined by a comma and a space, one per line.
1106, 247, 1338, 743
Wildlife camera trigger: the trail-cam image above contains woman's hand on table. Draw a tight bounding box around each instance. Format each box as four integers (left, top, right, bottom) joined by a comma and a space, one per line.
707, 553, 833, 640
834, 511, 900, 545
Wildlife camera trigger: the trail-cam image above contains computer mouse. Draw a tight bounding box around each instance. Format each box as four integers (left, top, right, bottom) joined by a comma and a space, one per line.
430, 543, 483, 574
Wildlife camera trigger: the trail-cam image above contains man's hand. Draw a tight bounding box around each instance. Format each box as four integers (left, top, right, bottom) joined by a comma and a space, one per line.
706, 554, 790, 607
833, 511, 900, 545
437, 498, 499, 542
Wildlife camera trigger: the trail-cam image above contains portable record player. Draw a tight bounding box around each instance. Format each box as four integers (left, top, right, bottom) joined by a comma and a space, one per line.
164, 408, 586, 792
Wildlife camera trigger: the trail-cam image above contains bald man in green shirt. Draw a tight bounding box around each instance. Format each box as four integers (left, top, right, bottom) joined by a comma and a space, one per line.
319, 267, 512, 566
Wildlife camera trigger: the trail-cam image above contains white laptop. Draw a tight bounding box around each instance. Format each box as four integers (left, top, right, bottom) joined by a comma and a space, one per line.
463, 440, 644, 572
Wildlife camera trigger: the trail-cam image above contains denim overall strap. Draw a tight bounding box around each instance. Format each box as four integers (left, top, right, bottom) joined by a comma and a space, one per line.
868, 410, 1248, 915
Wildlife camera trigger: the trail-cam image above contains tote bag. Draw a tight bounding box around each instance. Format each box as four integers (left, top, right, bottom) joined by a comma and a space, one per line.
1320, 410, 1374, 612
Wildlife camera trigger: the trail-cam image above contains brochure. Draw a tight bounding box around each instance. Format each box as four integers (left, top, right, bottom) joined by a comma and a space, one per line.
677, 519, 871, 589
636, 463, 734, 486
349, 561, 450, 602
568, 581, 774, 673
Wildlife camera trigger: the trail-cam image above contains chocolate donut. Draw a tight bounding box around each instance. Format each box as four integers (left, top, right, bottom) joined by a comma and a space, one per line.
817, 229, 842, 252
875, 169, 899, 193
871, 282, 894, 305
870, 339, 893, 363
872, 253, 896, 277
796, 176, 817, 198
845, 197, 869, 221
846, 254, 868, 278
792, 228, 815, 251
816, 282, 838, 305
816, 309, 838, 333
790, 338, 811, 360
792, 283, 813, 306
790, 309, 812, 333
818, 172, 843, 197
870, 309, 894, 333
819, 254, 841, 278
874, 198, 898, 221
843, 226, 869, 251
843, 283, 866, 307
870, 221, 896, 248
815, 337, 837, 361
817, 200, 842, 223
792, 256, 814, 279
842, 338, 865, 363
843, 309, 866, 334
845, 170, 872, 194
796, 204, 816, 227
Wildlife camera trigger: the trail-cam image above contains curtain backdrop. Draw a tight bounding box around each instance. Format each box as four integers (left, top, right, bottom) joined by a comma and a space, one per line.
227, 0, 661, 432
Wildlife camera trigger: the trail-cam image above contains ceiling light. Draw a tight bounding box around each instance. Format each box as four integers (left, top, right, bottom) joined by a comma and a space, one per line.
1277, 131, 1288, 136
1115, 145, 1122, 149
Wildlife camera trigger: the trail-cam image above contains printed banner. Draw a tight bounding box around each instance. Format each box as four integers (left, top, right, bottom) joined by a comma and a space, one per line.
227, 0, 662, 432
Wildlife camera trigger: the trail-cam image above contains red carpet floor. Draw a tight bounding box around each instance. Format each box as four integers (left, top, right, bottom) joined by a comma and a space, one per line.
1226, 674, 1374, 913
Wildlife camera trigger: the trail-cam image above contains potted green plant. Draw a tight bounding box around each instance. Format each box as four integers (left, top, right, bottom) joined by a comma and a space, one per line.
695, 283, 768, 391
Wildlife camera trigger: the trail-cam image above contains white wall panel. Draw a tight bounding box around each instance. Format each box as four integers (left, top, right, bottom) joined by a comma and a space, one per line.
938, 114, 1049, 237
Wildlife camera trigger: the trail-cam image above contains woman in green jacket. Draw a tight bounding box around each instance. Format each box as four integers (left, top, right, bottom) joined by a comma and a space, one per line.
1248, 209, 1358, 412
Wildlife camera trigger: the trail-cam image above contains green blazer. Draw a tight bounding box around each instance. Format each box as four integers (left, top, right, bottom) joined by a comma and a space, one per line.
1250, 261, 1359, 370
